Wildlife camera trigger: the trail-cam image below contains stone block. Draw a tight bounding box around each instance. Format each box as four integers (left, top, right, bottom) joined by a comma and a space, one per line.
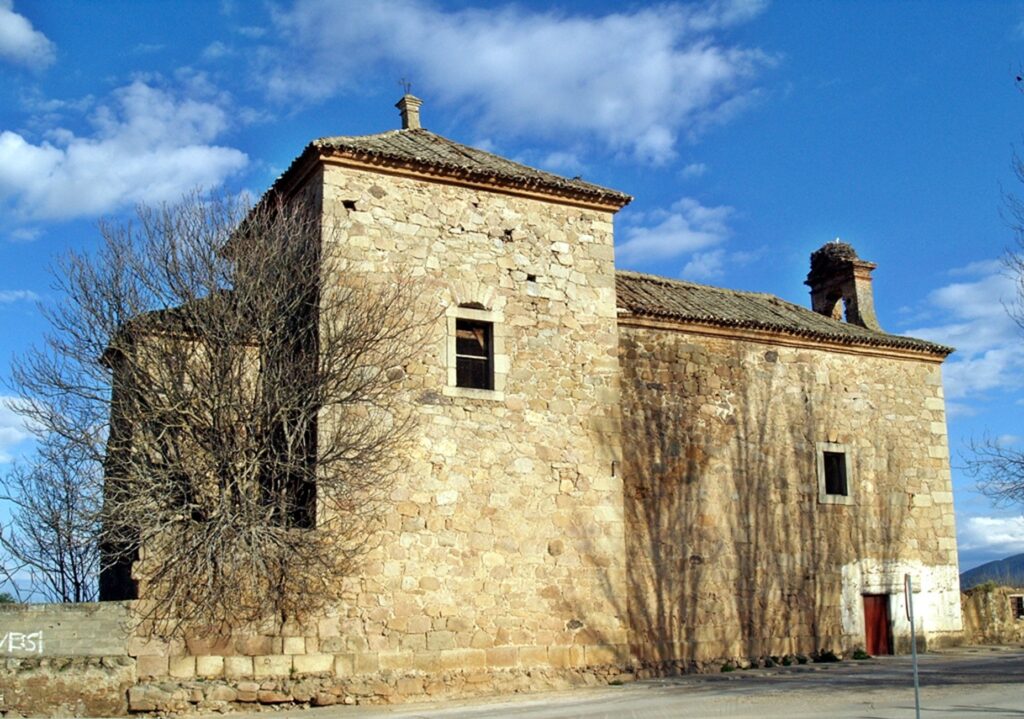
585, 644, 622, 666
236, 687, 258, 702
320, 636, 345, 653
185, 633, 233, 655
355, 651, 379, 674
519, 645, 549, 667
168, 655, 196, 679
378, 650, 414, 670
224, 655, 254, 678
207, 685, 237, 702
440, 648, 486, 670
335, 652, 356, 676
397, 677, 424, 695
258, 690, 293, 703
128, 636, 175, 657
293, 653, 335, 674
235, 634, 276, 655
314, 692, 338, 706
548, 646, 571, 668
485, 646, 518, 667
283, 636, 307, 654
128, 685, 168, 712
253, 654, 292, 678
196, 654, 224, 677
426, 630, 456, 651
135, 654, 169, 678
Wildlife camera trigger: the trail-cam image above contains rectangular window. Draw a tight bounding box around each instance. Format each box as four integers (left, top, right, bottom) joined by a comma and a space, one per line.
455, 318, 493, 390
1011, 595, 1024, 620
817, 441, 853, 505
823, 451, 848, 496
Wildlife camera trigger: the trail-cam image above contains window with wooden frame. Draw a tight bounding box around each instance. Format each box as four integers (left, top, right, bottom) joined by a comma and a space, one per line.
1011, 595, 1024, 620
455, 318, 493, 390
444, 302, 506, 400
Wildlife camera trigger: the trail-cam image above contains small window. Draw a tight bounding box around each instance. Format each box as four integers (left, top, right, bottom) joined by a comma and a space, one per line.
455, 318, 492, 390
823, 451, 848, 496
817, 442, 853, 505
1011, 595, 1024, 620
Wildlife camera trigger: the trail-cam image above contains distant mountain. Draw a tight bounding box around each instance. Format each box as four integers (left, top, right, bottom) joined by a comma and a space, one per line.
960, 553, 1024, 590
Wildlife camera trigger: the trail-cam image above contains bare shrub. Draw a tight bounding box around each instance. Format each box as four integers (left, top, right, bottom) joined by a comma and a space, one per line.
9, 192, 427, 631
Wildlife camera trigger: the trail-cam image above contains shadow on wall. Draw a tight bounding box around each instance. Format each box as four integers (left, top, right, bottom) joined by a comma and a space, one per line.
611, 330, 909, 671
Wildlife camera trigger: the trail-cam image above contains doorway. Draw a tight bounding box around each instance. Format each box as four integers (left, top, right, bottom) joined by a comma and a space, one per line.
863, 594, 894, 655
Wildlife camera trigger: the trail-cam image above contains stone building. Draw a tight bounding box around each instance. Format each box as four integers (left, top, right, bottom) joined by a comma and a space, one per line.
98, 95, 963, 710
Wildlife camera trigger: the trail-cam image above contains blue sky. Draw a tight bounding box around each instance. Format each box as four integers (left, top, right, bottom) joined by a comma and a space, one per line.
0, 0, 1022, 571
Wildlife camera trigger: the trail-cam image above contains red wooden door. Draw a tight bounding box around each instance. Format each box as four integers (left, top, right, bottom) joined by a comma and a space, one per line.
863, 594, 893, 655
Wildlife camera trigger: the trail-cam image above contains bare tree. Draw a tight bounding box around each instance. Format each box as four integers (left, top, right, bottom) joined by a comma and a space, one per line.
967, 155, 1024, 508
0, 453, 100, 603
9, 192, 427, 630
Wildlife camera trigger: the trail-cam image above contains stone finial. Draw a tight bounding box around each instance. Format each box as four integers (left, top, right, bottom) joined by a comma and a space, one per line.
805, 239, 881, 331
395, 94, 423, 130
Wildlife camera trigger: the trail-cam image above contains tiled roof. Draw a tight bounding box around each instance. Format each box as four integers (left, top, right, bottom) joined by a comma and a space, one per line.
278, 128, 632, 209
616, 271, 952, 356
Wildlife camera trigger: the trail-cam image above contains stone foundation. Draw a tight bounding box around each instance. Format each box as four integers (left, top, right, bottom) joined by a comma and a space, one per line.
127, 664, 631, 713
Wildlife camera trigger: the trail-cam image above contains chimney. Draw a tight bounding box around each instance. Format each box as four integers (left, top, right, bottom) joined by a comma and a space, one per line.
395, 94, 423, 130
805, 240, 882, 331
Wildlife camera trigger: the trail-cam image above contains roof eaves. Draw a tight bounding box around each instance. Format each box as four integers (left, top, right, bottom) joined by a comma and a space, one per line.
615, 271, 953, 357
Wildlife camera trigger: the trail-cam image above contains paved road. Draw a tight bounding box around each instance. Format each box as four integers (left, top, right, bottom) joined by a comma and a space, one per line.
234, 646, 1024, 719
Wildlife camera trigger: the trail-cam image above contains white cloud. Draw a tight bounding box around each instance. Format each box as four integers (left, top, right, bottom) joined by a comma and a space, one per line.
682, 249, 726, 279
0, 396, 35, 463
906, 264, 1024, 400
680, 246, 763, 281
202, 41, 233, 61
958, 515, 1024, 567
681, 162, 709, 179
264, 0, 773, 163
0, 80, 248, 221
538, 151, 583, 175
617, 197, 733, 266
0, 0, 55, 69
0, 289, 37, 303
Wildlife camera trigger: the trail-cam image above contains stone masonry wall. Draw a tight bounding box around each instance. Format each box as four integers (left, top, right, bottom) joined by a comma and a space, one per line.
620, 323, 962, 670
961, 585, 1024, 644
126, 166, 631, 710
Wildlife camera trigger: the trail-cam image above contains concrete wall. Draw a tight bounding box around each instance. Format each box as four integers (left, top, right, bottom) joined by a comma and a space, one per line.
0, 602, 133, 716
620, 323, 962, 670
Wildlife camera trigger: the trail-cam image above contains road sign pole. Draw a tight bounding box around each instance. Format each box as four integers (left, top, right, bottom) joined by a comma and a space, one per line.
905, 573, 921, 719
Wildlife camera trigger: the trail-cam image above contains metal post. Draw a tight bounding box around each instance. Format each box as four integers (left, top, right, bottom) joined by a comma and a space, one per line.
905, 573, 921, 719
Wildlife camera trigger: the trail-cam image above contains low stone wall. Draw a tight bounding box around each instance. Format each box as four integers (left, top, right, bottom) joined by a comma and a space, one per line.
961, 585, 1024, 645
0, 601, 632, 715
129, 624, 631, 713
128, 663, 630, 713
0, 602, 134, 715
